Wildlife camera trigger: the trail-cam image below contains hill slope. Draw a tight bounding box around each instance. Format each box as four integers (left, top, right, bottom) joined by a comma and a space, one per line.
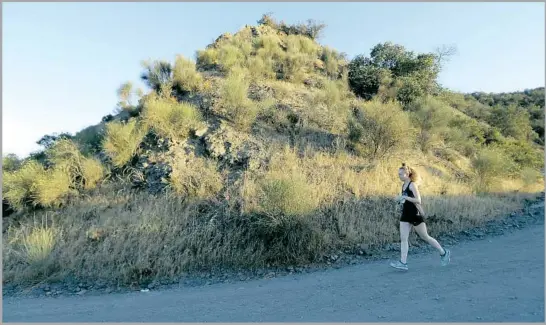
2, 14, 544, 288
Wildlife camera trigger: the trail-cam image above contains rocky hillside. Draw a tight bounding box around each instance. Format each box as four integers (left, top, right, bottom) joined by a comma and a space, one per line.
2, 14, 544, 288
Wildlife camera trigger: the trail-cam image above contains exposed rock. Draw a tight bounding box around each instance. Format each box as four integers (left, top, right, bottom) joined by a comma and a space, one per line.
202, 123, 266, 170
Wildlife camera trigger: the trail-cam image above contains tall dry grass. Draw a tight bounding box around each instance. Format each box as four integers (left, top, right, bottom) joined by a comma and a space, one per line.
3, 146, 541, 286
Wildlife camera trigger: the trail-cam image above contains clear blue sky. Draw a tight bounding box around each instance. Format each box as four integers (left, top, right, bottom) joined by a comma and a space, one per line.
3, 2, 544, 158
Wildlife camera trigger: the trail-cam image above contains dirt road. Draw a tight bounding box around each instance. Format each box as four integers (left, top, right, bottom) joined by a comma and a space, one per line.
3, 215, 544, 322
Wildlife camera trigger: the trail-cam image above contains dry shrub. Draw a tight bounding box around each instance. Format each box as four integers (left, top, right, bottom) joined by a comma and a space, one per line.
471, 146, 509, 193
169, 153, 224, 201
103, 119, 147, 167
349, 99, 414, 161
32, 167, 73, 208
48, 138, 106, 190
80, 157, 106, 190
142, 93, 203, 142
173, 55, 204, 94
3, 160, 46, 210
215, 69, 258, 131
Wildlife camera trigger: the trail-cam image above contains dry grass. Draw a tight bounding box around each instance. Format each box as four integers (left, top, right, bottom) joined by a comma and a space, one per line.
169, 153, 224, 201
19, 223, 58, 265
3, 142, 542, 286
4, 218, 60, 284
103, 119, 148, 167
3, 169, 538, 286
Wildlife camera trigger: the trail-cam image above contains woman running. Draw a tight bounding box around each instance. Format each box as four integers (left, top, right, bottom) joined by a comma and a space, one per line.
390, 163, 451, 270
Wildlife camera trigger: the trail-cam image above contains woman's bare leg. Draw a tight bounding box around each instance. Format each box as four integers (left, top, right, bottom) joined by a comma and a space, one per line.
399, 222, 412, 263
413, 223, 446, 255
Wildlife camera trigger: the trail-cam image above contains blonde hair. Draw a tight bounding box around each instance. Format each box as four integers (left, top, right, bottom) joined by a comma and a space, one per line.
400, 163, 420, 183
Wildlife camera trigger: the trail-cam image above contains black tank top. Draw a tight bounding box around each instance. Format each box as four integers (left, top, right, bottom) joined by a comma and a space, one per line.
401, 181, 419, 216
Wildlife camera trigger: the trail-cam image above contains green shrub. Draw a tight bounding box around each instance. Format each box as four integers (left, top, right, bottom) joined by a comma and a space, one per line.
103, 120, 148, 167
32, 166, 73, 208
3, 160, 46, 210
348, 99, 413, 161
321, 46, 347, 79
471, 147, 509, 193
216, 69, 258, 131
407, 97, 452, 153
217, 44, 245, 72
497, 139, 543, 172
196, 48, 219, 70
142, 93, 203, 142
173, 55, 204, 94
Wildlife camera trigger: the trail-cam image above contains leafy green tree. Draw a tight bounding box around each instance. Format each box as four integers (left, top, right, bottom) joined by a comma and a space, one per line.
348, 42, 443, 106
488, 104, 535, 142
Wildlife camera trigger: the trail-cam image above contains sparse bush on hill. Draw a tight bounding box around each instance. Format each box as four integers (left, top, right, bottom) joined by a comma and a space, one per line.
214, 68, 258, 131
407, 97, 452, 153
102, 119, 147, 167
36, 132, 73, 151
73, 124, 105, 156
257, 13, 326, 41
471, 147, 509, 193
3, 160, 46, 210
172, 55, 204, 95
348, 100, 413, 161
141, 92, 204, 143
31, 166, 73, 208
140, 60, 173, 93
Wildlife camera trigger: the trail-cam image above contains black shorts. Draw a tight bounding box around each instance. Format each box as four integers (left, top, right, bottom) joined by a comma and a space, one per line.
400, 213, 425, 226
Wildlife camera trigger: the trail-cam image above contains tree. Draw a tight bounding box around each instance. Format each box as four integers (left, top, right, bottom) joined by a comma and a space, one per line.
488, 104, 535, 142
37, 132, 73, 150
2, 154, 21, 172
347, 55, 391, 100
348, 42, 442, 106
